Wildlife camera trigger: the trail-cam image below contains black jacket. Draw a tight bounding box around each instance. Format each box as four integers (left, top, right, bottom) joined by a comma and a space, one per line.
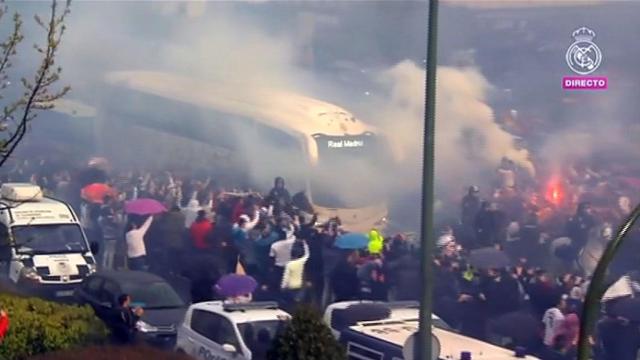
331, 260, 359, 302
109, 306, 140, 344
596, 318, 640, 360
481, 274, 520, 317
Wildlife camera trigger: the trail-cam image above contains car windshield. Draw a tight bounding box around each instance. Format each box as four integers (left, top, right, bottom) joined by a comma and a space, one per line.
238, 320, 287, 352
12, 224, 87, 255
122, 281, 185, 309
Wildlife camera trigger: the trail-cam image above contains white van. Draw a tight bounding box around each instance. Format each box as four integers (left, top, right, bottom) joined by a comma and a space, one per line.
341, 319, 540, 360
0, 183, 97, 300
325, 301, 540, 360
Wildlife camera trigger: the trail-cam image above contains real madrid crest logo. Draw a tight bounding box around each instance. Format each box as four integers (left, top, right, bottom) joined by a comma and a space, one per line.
565, 27, 602, 75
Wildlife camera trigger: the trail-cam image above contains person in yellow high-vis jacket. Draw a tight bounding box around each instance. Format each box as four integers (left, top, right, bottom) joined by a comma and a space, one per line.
368, 229, 384, 255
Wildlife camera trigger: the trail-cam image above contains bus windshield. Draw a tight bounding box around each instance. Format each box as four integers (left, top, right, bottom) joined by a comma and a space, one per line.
310, 132, 390, 209
12, 224, 88, 255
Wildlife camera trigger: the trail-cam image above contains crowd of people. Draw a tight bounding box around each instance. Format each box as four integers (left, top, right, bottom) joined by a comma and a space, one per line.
2, 155, 640, 359
435, 157, 640, 360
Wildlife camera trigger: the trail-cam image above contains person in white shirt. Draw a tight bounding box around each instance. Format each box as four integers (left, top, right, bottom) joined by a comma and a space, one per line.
269, 226, 309, 290
182, 199, 201, 229
281, 240, 309, 310
126, 215, 153, 271
270, 230, 310, 267
543, 295, 567, 347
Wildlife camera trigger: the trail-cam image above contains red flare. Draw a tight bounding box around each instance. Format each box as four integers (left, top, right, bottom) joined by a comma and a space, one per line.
546, 181, 564, 206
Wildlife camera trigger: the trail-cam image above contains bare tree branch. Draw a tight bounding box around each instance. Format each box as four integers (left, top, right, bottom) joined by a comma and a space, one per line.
0, 12, 23, 99
0, 0, 71, 168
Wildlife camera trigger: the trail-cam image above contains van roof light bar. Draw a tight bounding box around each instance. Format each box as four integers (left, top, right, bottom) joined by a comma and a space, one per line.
223, 301, 279, 312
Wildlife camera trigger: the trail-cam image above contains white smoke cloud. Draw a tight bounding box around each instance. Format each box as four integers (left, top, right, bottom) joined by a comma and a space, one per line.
15, 2, 534, 225
371, 60, 534, 195
52, 99, 97, 118
54, 2, 340, 191
153, 0, 207, 18
537, 89, 638, 176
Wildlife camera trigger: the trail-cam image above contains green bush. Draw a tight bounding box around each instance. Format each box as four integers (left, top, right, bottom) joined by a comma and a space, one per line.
268, 305, 346, 360
0, 290, 109, 360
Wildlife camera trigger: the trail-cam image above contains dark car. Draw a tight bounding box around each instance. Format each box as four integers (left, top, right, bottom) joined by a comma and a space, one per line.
74, 270, 186, 349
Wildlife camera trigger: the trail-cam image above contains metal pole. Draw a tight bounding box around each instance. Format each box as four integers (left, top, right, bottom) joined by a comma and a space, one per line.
577, 203, 640, 359
417, 0, 439, 359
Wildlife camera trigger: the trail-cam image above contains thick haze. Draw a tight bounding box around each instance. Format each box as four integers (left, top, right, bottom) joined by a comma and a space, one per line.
7, 1, 640, 231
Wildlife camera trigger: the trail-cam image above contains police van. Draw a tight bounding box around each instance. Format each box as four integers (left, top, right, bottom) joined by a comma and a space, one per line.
0, 183, 97, 300
325, 301, 540, 360
176, 301, 291, 360
341, 319, 541, 360
324, 300, 453, 338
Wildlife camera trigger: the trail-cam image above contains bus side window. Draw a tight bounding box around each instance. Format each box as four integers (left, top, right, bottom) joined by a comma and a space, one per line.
0, 223, 11, 261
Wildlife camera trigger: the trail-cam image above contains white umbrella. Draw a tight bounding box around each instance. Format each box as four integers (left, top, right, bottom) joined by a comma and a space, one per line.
602, 275, 633, 302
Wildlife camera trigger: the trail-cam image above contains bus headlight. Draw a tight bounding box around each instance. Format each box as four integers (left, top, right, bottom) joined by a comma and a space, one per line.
20, 267, 41, 282
375, 217, 388, 226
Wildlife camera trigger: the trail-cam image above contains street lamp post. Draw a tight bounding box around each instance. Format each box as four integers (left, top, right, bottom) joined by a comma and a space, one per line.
418, 0, 439, 359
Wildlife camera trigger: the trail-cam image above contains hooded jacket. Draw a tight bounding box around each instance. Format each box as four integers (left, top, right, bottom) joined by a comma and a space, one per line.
267, 177, 291, 215
368, 229, 384, 255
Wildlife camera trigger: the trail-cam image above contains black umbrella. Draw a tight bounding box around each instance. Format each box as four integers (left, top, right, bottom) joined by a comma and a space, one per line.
608, 297, 640, 321
76, 167, 108, 188
468, 247, 511, 269
489, 311, 541, 346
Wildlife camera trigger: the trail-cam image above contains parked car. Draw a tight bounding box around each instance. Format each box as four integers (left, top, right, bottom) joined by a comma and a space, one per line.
74, 270, 186, 349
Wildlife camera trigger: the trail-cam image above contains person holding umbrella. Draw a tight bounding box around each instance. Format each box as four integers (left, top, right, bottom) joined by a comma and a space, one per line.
125, 215, 153, 271
123, 198, 167, 271
331, 251, 360, 302
216, 274, 258, 304
99, 196, 121, 270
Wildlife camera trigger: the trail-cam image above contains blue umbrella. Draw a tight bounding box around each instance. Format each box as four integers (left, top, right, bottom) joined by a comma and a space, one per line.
335, 232, 369, 250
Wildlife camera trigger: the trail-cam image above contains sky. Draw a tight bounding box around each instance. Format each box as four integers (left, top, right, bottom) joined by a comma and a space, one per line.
5, 0, 640, 230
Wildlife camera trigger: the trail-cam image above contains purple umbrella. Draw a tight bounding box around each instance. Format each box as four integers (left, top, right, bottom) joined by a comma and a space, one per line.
215, 274, 258, 298
124, 198, 167, 215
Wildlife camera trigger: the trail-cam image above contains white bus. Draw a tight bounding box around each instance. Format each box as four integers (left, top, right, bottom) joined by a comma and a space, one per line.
106, 71, 395, 232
